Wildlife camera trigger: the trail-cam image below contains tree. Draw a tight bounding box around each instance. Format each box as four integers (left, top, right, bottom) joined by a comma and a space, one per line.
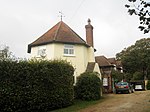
125, 0, 150, 34
112, 69, 124, 82
116, 38, 150, 80
124, 73, 133, 82
0, 45, 13, 60
132, 71, 143, 80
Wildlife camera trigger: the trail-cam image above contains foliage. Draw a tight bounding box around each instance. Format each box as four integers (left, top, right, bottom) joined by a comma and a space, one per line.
147, 80, 150, 90
75, 72, 101, 101
0, 45, 14, 60
132, 71, 143, 80
0, 59, 74, 112
111, 70, 124, 82
116, 38, 150, 80
124, 73, 133, 82
125, 0, 150, 33
125, 0, 150, 34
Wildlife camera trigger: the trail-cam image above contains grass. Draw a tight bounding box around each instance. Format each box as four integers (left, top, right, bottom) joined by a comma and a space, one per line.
51, 97, 105, 112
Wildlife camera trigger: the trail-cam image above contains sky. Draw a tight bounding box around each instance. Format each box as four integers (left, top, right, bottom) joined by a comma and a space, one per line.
0, 0, 149, 58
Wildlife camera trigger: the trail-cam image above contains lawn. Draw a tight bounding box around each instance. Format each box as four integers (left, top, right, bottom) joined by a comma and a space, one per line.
51, 98, 105, 112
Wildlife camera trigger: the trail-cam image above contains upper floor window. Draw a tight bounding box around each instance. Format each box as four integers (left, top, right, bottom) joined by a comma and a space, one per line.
64, 44, 74, 56
37, 46, 46, 57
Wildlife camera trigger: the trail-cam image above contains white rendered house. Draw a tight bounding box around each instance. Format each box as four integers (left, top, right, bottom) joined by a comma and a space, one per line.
28, 19, 101, 83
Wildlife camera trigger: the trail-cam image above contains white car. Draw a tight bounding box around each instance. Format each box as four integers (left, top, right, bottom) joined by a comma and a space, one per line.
135, 85, 143, 90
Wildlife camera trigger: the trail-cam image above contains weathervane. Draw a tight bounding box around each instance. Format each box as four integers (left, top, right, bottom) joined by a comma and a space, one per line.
58, 11, 65, 21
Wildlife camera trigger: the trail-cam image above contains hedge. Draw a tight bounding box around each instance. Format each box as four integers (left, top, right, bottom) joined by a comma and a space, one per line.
0, 59, 74, 112
147, 80, 150, 90
75, 72, 101, 101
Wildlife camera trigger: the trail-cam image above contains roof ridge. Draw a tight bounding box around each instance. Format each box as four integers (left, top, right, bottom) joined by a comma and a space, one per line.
53, 21, 62, 41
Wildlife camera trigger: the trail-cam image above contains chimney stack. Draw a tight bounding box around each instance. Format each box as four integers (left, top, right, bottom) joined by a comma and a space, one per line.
85, 19, 94, 47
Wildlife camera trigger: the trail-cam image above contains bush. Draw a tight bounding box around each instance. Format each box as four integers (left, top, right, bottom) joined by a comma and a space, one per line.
0, 59, 74, 112
75, 72, 101, 101
147, 80, 150, 90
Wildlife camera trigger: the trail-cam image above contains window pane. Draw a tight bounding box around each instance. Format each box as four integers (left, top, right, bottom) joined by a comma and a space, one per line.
69, 49, 74, 54
64, 49, 68, 54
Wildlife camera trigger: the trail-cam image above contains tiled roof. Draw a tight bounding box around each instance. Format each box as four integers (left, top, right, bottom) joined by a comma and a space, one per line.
108, 58, 116, 65
86, 62, 95, 72
28, 21, 89, 53
95, 56, 114, 67
108, 58, 123, 68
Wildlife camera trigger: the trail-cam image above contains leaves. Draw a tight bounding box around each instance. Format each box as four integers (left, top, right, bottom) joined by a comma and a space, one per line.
125, 5, 130, 8
125, 0, 150, 34
138, 26, 145, 31
0, 59, 74, 111
144, 3, 150, 7
144, 29, 149, 33
128, 9, 136, 15
75, 72, 101, 101
128, 0, 136, 2
116, 38, 150, 80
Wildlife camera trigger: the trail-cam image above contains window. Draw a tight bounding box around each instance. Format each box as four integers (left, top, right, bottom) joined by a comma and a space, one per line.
37, 46, 46, 57
64, 44, 74, 56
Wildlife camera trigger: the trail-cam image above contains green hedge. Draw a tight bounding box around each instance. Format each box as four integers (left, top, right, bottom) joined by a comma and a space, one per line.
75, 72, 101, 101
147, 80, 150, 90
0, 59, 74, 112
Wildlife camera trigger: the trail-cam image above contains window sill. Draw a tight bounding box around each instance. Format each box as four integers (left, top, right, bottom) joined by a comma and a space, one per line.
63, 54, 75, 57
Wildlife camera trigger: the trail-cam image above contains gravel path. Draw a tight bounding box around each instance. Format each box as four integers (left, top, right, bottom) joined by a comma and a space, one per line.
80, 90, 150, 112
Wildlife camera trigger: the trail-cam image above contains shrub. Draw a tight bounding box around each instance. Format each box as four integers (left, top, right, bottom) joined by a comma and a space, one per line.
147, 80, 150, 90
75, 72, 101, 101
0, 59, 74, 112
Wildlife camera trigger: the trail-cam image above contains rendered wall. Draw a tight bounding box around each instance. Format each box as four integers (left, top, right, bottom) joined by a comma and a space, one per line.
30, 43, 100, 83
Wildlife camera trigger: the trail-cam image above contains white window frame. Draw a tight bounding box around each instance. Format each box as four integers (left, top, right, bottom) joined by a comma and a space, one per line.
37, 46, 46, 57
63, 44, 75, 56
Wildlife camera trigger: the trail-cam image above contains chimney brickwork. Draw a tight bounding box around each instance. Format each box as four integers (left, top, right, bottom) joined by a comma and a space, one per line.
85, 19, 94, 47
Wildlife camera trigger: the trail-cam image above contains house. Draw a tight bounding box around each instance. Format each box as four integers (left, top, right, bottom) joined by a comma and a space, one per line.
27, 19, 101, 84
108, 58, 123, 73
95, 56, 123, 93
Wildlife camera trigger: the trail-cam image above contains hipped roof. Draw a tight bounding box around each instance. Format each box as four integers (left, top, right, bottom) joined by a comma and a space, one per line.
28, 21, 89, 53
95, 56, 114, 67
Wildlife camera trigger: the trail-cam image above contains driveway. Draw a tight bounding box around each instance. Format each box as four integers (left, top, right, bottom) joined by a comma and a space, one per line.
80, 90, 150, 112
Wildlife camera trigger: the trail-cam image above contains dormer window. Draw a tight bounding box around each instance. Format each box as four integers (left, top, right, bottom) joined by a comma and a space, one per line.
64, 44, 75, 56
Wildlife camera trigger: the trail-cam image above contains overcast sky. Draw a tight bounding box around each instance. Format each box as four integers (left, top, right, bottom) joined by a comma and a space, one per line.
0, 0, 149, 58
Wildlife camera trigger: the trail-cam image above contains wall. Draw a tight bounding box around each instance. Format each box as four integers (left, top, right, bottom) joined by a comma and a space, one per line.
30, 43, 97, 83
31, 44, 55, 59
53, 43, 90, 77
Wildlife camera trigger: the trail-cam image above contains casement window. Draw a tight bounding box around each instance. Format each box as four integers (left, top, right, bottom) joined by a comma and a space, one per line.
64, 44, 75, 56
37, 46, 46, 57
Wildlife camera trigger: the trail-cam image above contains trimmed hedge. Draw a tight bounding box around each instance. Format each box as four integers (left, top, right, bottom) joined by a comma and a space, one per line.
147, 80, 150, 90
0, 59, 74, 112
75, 72, 101, 101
